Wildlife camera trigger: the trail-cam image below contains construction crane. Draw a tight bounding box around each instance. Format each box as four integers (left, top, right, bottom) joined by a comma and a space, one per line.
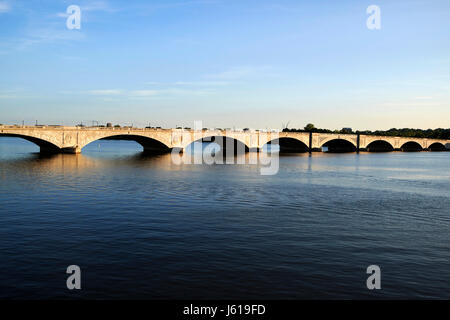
282, 121, 290, 130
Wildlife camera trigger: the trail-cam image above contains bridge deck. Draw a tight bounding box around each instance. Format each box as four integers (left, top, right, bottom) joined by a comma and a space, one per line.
1, 125, 449, 154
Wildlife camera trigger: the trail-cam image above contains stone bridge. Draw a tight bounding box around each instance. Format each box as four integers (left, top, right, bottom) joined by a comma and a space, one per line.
0, 125, 449, 153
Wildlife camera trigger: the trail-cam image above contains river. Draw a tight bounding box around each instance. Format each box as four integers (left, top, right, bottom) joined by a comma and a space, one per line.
1, 137, 449, 299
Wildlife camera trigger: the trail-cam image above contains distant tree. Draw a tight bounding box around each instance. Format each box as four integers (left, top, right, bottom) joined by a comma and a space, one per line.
304, 123, 316, 132
284, 125, 449, 138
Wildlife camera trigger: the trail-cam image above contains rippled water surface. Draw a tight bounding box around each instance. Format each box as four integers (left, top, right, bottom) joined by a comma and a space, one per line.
1, 137, 449, 299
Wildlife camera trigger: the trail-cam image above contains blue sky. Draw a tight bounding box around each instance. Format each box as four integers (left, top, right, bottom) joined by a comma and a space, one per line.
1, 0, 450, 130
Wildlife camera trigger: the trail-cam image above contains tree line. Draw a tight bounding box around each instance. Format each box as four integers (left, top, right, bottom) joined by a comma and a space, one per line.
283, 124, 450, 139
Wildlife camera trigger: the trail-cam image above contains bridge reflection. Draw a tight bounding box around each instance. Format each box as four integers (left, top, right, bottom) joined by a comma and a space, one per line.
0, 141, 281, 172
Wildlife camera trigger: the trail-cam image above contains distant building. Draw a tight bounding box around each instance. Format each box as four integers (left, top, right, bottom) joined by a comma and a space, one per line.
106, 122, 112, 128
342, 127, 353, 133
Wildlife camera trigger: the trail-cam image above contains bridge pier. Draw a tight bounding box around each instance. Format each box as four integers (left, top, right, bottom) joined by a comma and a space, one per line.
39, 146, 61, 154
39, 146, 81, 154
61, 146, 81, 154
142, 146, 173, 154
170, 147, 184, 154
309, 132, 312, 154
356, 134, 360, 153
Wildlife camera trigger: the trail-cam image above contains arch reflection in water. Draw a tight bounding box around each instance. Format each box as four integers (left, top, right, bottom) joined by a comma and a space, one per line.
178, 136, 279, 175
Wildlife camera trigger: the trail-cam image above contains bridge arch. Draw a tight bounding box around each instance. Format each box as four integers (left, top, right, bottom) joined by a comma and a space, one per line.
366, 140, 394, 152
321, 138, 357, 153
263, 137, 309, 153
428, 142, 446, 151
400, 141, 423, 152
183, 135, 250, 155
0, 133, 62, 153
81, 134, 172, 153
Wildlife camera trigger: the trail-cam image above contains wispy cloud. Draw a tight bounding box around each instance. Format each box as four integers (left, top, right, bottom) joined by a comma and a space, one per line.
205, 67, 256, 80
56, 12, 69, 18
56, 1, 118, 18
0, 94, 17, 99
0, 1, 10, 13
414, 96, 433, 100
143, 80, 229, 87
378, 101, 443, 108
88, 89, 123, 95
143, 81, 161, 85
204, 66, 275, 80
83, 87, 214, 99
0, 88, 24, 99
0, 23, 85, 53
55, 0, 213, 18
133, 0, 220, 13
160, 88, 213, 96
82, 1, 116, 12
17, 28, 85, 50
174, 81, 229, 86
130, 90, 159, 97
130, 88, 213, 98
131, 79, 231, 97
431, 58, 450, 64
